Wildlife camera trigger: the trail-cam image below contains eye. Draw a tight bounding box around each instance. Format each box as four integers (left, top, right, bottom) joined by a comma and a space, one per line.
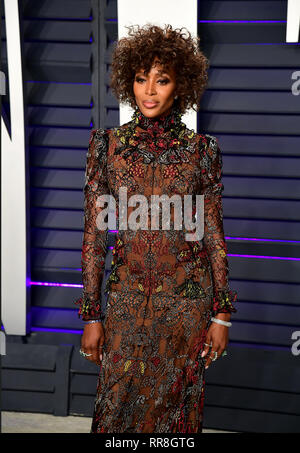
158, 79, 170, 85
135, 76, 170, 85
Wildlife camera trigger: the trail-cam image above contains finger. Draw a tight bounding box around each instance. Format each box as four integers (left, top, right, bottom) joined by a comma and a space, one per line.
81, 349, 96, 364
206, 345, 221, 369
91, 347, 101, 365
218, 346, 227, 360
205, 352, 216, 369
201, 336, 212, 359
83, 344, 103, 366
205, 342, 218, 369
91, 342, 105, 365
99, 345, 104, 362
89, 357, 101, 366
84, 347, 99, 365
204, 354, 211, 369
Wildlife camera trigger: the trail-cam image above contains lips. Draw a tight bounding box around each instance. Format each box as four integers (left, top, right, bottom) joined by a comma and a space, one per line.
143, 101, 158, 109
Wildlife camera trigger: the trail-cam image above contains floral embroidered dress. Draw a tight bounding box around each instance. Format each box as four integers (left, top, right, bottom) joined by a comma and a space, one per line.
75, 102, 237, 433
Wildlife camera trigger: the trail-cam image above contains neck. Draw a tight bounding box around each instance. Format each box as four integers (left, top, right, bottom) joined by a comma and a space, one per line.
132, 101, 183, 135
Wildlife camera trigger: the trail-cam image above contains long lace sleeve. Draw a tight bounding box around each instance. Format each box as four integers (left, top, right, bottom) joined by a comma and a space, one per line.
199, 134, 237, 317
75, 128, 110, 321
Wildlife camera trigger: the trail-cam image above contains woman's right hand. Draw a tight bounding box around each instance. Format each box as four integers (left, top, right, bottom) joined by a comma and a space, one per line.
80, 322, 105, 366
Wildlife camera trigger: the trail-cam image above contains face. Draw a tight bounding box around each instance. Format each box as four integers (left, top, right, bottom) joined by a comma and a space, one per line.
133, 58, 177, 118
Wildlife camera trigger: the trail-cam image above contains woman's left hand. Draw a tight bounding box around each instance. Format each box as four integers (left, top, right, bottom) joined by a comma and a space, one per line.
201, 321, 229, 369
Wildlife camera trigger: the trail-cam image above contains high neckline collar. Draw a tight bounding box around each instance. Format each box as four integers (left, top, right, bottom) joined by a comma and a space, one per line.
131, 102, 184, 136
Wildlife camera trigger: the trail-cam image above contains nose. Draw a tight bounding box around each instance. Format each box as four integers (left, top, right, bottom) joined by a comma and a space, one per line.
145, 79, 156, 96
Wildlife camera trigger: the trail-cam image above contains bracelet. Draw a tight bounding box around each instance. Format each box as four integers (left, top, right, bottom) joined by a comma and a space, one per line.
83, 319, 102, 325
211, 317, 232, 327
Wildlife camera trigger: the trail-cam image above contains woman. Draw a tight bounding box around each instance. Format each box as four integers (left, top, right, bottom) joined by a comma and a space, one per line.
75, 24, 237, 433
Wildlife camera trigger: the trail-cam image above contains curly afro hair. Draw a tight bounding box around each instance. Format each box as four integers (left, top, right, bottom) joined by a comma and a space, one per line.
109, 23, 209, 114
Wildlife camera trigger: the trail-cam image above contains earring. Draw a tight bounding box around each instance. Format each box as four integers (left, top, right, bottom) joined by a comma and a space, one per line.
174, 95, 178, 99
